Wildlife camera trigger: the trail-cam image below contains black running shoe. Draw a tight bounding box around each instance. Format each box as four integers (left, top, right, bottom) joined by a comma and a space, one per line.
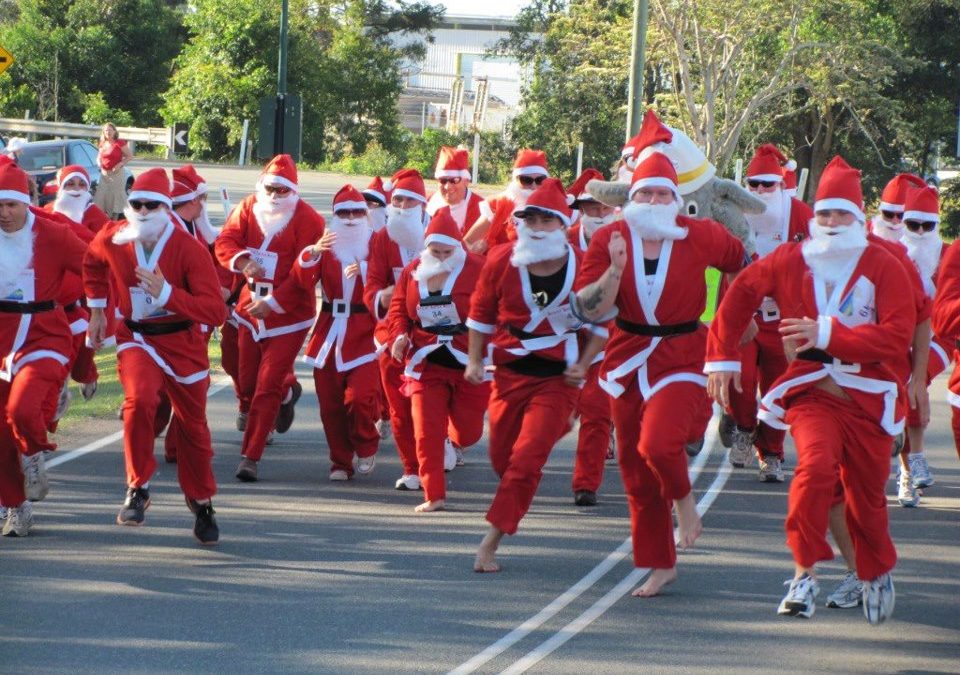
574, 490, 598, 506
192, 502, 219, 545
275, 381, 302, 434
117, 486, 150, 526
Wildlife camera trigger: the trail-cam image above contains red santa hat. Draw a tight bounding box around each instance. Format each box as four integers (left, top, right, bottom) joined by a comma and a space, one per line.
628, 151, 682, 203
127, 167, 172, 207
814, 156, 864, 221
56, 164, 90, 189
566, 168, 605, 206
259, 154, 298, 192
630, 109, 674, 162
879, 173, 926, 213
514, 177, 574, 226
332, 185, 368, 213
783, 167, 798, 195
434, 146, 471, 180
512, 149, 549, 178
745, 144, 795, 183
903, 185, 940, 224
424, 208, 464, 248
621, 132, 641, 161
362, 176, 390, 206
0, 161, 31, 204
383, 168, 426, 203
171, 166, 203, 204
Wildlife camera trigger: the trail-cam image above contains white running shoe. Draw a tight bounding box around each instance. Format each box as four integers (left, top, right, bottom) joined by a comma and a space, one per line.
375, 418, 392, 440
356, 455, 376, 475
443, 438, 457, 472
862, 573, 895, 625
329, 469, 350, 482
455, 447, 465, 467
23, 452, 50, 502
728, 428, 755, 468
897, 469, 919, 508
758, 457, 785, 483
826, 570, 863, 609
394, 474, 421, 491
53, 384, 71, 422
2, 501, 33, 537
908, 453, 934, 488
79, 379, 98, 401
777, 575, 819, 618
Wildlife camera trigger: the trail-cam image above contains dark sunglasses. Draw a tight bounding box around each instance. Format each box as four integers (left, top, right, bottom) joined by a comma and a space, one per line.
747, 179, 777, 188
880, 210, 903, 221
518, 175, 547, 187
263, 185, 292, 196
904, 220, 937, 233
129, 200, 163, 211
335, 208, 368, 219
438, 177, 462, 186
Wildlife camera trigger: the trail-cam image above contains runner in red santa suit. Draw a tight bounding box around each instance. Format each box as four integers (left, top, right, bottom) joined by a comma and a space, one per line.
868, 173, 927, 243
425, 146, 485, 233
361, 175, 392, 437
364, 169, 435, 489
932, 223, 960, 464
299, 186, 380, 480
565, 168, 617, 506
574, 150, 745, 597
705, 156, 914, 624
466, 177, 606, 573
215, 155, 324, 482
0, 161, 87, 537
462, 149, 549, 254
721, 144, 813, 482
84, 168, 226, 544
387, 208, 489, 510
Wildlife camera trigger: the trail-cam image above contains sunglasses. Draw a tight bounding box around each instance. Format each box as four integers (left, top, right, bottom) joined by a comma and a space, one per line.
335, 208, 368, 219
747, 179, 777, 188
438, 177, 462, 186
263, 185, 292, 196
904, 220, 937, 233
880, 210, 903, 221
128, 200, 163, 211
518, 175, 547, 187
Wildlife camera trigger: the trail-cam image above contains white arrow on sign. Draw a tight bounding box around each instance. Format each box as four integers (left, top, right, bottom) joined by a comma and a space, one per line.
174, 130, 188, 147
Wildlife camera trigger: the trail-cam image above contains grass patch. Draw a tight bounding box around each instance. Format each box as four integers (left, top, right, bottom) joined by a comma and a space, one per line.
702, 267, 721, 323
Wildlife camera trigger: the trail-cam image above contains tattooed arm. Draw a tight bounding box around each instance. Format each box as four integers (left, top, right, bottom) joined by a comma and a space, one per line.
575, 230, 627, 322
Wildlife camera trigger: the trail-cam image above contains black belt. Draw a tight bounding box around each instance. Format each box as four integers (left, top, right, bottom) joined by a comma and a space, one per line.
615, 318, 699, 337
507, 325, 564, 341
320, 300, 368, 315
63, 301, 79, 313
124, 319, 193, 335
0, 299, 55, 314
417, 321, 467, 336
796, 348, 860, 367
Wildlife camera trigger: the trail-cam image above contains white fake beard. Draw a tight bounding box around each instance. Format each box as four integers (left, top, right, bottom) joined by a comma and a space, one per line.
386, 206, 426, 253
368, 207, 387, 232
113, 208, 170, 245
504, 181, 535, 208
510, 223, 569, 267
802, 220, 868, 284
580, 213, 617, 238
0, 225, 35, 292
330, 216, 371, 263
871, 214, 904, 242
617, 164, 633, 183
903, 228, 942, 285
622, 201, 687, 241
252, 188, 299, 238
53, 189, 91, 224
413, 246, 466, 282
745, 189, 786, 236
193, 202, 220, 244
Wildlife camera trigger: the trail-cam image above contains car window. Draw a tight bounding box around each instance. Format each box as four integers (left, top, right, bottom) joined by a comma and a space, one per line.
67, 143, 89, 166
79, 142, 98, 167
16, 146, 64, 172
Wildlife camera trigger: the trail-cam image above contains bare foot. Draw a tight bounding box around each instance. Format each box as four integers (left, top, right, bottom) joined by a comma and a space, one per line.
631, 567, 678, 597
415, 499, 446, 513
675, 493, 703, 550
474, 526, 504, 573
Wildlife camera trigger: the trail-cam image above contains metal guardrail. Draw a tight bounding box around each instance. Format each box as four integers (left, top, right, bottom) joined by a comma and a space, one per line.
0, 118, 174, 148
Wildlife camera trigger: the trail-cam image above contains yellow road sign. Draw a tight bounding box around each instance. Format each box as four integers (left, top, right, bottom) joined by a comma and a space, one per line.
0, 45, 14, 76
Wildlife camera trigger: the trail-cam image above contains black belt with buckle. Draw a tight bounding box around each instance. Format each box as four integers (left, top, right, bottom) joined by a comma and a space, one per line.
320, 300, 368, 314
417, 321, 467, 336
615, 318, 699, 336
796, 348, 860, 368
0, 299, 55, 314
63, 301, 79, 313
124, 319, 194, 335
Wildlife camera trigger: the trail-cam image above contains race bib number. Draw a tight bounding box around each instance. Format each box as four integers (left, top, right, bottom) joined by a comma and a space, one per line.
247, 247, 278, 281
546, 302, 581, 333
417, 301, 461, 328
129, 287, 172, 321
1, 269, 35, 303
836, 277, 876, 328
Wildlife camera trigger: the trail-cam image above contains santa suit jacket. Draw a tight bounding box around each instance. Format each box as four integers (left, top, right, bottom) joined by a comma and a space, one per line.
42, 200, 109, 233
706, 241, 916, 435
214, 194, 325, 340
172, 211, 236, 299
1, 211, 87, 381
576, 216, 745, 400
930, 241, 960, 402
364, 228, 421, 349
298, 244, 377, 372
386, 250, 485, 379
83, 219, 227, 384
37, 206, 95, 336
426, 191, 485, 233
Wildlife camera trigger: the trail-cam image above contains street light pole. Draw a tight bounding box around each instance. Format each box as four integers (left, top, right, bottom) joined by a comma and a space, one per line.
625, 0, 649, 139
274, 0, 290, 156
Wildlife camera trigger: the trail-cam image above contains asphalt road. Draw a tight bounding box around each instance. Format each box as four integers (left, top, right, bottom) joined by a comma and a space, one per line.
0, 165, 958, 673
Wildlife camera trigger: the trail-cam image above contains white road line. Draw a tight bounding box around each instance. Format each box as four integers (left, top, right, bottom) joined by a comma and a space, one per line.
46, 378, 233, 470
448, 413, 721, 675
500, 459, 733, 674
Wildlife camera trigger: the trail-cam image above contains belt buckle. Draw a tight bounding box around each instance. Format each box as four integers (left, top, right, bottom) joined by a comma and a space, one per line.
332, 300, 349, 317
437, 333, 453, 344
764, 309, 780, 321
253, 282, 273, 299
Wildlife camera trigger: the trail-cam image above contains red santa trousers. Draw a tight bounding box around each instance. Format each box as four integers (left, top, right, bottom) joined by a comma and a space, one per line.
727, 323, 787, 459
612, 375, 711, 569
571, 362, 612, 493
951, 406, 960, 460
784, 388, 896, 581
485, 368, 579, 535
219, 321, 242, 405
0, 359, 65, 507
378, 350, 418, 475
313, 358, 380, 476
406, 363, 490, 502
117, 348, 217, 501
236, 326, 306, 461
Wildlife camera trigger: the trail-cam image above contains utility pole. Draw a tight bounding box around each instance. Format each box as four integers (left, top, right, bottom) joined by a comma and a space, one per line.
274, 0, 290, 156
625, 0, 649, 139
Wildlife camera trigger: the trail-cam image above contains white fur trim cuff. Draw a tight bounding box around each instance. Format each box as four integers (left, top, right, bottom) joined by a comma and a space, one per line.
86, 297, 108, 309
298, 246, 321, 268
512, 166, 549, 178
703, 360, 742, 374
128, 190, 172, 207
265, 295, 285, 314
815, 198, 865, 221
0, 189, 32, 204
466, 318, 495, 334
155, 281, 173, 307
902, 210, 939, 224
229, 250, 251, 273
815, 315, 832, 350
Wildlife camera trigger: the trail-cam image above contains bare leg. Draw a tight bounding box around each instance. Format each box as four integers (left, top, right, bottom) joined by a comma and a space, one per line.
415, 499, 446, 513
827, 502, 856, 571
794, 563, 817, 580
474, 525, 504, 573
674, 492, 702, 550
632, 567, 678, 597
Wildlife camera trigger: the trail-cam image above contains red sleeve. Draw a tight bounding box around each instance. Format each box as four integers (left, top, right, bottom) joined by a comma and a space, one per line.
161, 235, 228, 327
214, 197, 253, 272
84, 205, 110, 234
932, 241, 960, 339
466, 246, 505, 333
386, 264, 415, 341
82, 227, 113, 306
363, 231, 392, 319
701, 218, 746, 274
271, 206, 325, 310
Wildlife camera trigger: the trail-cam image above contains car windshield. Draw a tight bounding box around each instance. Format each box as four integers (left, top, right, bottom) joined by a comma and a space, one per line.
17, 145, 63, 172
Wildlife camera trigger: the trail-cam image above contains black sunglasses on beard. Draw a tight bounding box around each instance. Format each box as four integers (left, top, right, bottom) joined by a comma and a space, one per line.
129, 200, 163, 211
747, 179, 777, 189
904, 220, 937, 233
880, 210, 903, 221
518, 175, 547, 187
